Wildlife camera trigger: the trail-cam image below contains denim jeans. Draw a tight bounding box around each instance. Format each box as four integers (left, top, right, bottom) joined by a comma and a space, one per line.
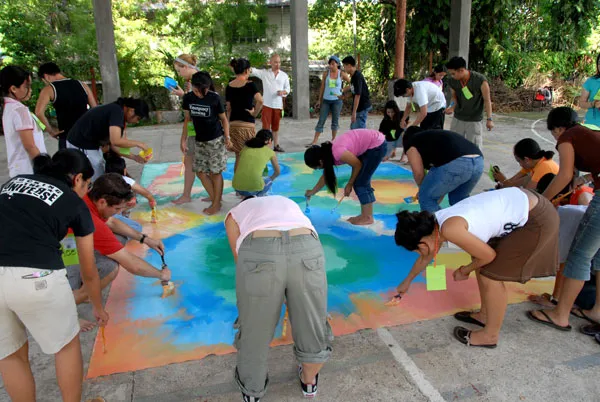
354, 142, 387, 204
315, 99, 343, 133
236, 178, 273, 197
350, 106, 372, 129
418, 155, 484, 212
563, 190, 600, 281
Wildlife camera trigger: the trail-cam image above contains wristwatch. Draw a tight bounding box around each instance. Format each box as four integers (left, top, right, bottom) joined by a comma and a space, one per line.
139, 234, 147, 244
487, 117, 493, 121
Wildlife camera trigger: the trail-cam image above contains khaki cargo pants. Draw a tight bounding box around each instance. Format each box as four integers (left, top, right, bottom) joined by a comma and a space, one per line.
234, 231, 333, 399
451, 118, 483, 149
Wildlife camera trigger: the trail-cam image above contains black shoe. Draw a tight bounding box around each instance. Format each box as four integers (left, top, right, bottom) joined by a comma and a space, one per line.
274, 145, 285, 152
298, 365, 318, 398
242, 393, 260, 402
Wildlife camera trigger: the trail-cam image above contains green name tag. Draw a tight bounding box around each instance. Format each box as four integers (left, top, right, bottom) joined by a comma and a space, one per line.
119, 147, 131, 155
462, 86, 474, 100
411, 103, 417, 112
426, 264, 446, 291
594, 90, 600, 101
328, 79, 337, 88
32, 114, 46, 131
60, 234, 79, 266
390, 129, 397, 139
187, 121, 196, 137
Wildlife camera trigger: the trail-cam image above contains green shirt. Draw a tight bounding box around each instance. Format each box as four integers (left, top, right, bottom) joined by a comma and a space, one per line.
232, 146, 275, 191
447, 71, 488, 122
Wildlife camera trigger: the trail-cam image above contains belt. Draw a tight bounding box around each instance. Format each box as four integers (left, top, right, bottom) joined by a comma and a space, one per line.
252, 228, 314, 238
462, 154, 481, 158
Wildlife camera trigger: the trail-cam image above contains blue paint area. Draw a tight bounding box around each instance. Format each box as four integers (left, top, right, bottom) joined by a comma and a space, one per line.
129, 154, 428, 346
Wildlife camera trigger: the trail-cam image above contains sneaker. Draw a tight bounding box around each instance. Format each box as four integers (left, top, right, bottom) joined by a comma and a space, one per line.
298, 365, 319, 398
274, 145, 285, 153
242, 393, 260, 402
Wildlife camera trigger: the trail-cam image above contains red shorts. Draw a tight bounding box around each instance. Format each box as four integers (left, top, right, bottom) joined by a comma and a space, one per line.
261, 106, 282, 132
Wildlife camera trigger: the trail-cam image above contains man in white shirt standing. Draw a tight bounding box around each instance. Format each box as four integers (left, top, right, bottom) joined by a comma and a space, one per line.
250, 54, 290, 152
394, 79, 447, 130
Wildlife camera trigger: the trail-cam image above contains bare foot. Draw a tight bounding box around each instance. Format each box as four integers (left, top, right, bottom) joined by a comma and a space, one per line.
391, 150, 397, 158
470, 311, 487, 325
79, 319, 96, 333
203, 204, 221, 215
383, 156, 390, 162
347, 215, 374, 225
467, 329, 498, 346
528, 293, 556, 308
172, 195, 192, 205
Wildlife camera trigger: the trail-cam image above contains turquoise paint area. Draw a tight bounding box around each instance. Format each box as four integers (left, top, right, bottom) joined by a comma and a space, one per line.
131, 153, 434, 346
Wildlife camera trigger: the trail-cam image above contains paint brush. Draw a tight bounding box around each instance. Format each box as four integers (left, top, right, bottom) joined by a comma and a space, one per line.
160, 254, 175, 298
179, 155, 185, 176
331, 196, 345, 214
304, 196, 310, 214
384, 294, 402, 306
281, 306, 289, 338
100, 327, 107, 353
150, 206, 158, 224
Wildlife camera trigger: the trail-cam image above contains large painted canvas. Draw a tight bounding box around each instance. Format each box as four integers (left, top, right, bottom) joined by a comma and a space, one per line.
86, 153, 552, 378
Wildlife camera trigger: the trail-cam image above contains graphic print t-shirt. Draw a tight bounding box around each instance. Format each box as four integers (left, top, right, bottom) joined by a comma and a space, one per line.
0, 175, 94, 270
182, 91, 225, 142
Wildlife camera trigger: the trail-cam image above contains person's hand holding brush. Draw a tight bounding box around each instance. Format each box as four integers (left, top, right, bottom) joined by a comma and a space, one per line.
144, 237, 165, 256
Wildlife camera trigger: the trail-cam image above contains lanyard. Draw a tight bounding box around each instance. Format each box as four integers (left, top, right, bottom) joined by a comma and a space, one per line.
432, 226, 440, 267
460, 71, 471, 88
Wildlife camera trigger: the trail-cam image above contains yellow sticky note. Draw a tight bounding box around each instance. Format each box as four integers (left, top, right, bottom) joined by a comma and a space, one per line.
426, 264, 446, 291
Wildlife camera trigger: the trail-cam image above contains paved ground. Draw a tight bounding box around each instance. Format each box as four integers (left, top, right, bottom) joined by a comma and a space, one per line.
2, 114, 599, 402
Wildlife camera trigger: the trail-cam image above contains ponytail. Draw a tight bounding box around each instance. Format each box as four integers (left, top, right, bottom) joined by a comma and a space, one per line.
245, 129, 273, 148
304, 142, 337, 194
33, 149, 94, 187
536, 150, 555, 160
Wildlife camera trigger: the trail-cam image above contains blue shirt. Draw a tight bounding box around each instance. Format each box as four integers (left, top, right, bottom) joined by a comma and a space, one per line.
583, 76, 600, 126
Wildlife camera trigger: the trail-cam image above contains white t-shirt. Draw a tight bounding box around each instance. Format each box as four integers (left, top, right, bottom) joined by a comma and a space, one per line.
411, 81, 446, 113
250, 68, 290, 110
2, 98, 47, 178
226, 195, 316, 252
434, 187, 529, 247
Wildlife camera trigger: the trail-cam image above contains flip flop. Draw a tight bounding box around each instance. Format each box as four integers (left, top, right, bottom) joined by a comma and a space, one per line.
454, 311, 485, 327
580, 323, 600, 336
526, 310, 572, 332
571, 308, 600, 325
528, 293, 558, 306
453, 326, 497, 349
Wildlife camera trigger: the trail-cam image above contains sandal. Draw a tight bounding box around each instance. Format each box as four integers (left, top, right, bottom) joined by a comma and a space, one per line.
453, 327, 497, 348
580, 323, 600, 336
454, 311, 485, 327
528, 292, 558, 307
526, 310, 572, 332
571, 308, 600, 325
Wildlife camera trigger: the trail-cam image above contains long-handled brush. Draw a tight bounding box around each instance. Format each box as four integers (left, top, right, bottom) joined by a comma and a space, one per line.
100, 327, 107, 353
160, 254, 175, 298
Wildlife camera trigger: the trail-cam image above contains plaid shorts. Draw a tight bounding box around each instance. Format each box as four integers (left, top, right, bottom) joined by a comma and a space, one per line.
194, 136, 227, 174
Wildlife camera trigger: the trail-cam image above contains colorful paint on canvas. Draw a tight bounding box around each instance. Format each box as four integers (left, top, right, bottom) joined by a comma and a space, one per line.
87, 153, 552, 378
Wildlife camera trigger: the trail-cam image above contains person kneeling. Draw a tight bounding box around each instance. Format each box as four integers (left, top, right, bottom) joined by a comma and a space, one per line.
232, 129, 280, 197
66, 174, 170, 330
394, 187, 558, 347
225, 195, 332, 401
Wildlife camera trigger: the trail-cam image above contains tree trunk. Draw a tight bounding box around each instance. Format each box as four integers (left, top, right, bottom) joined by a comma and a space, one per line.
428, 51, 433, 72
394, 0, 407, 78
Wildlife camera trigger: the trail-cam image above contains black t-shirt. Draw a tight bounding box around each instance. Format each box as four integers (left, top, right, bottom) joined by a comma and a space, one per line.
379, 115, 404, 142
67, 103, 124, 149
350, 70, 371, 112
403, 130, 482, 168
0, 175, 94, 270
51, 79, 90, 135
226, 82, 259, 123
183, 91, 225, 142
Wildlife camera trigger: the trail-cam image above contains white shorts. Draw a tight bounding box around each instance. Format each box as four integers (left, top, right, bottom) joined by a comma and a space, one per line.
0, 267, 79, 359
66, 141, 105, 182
